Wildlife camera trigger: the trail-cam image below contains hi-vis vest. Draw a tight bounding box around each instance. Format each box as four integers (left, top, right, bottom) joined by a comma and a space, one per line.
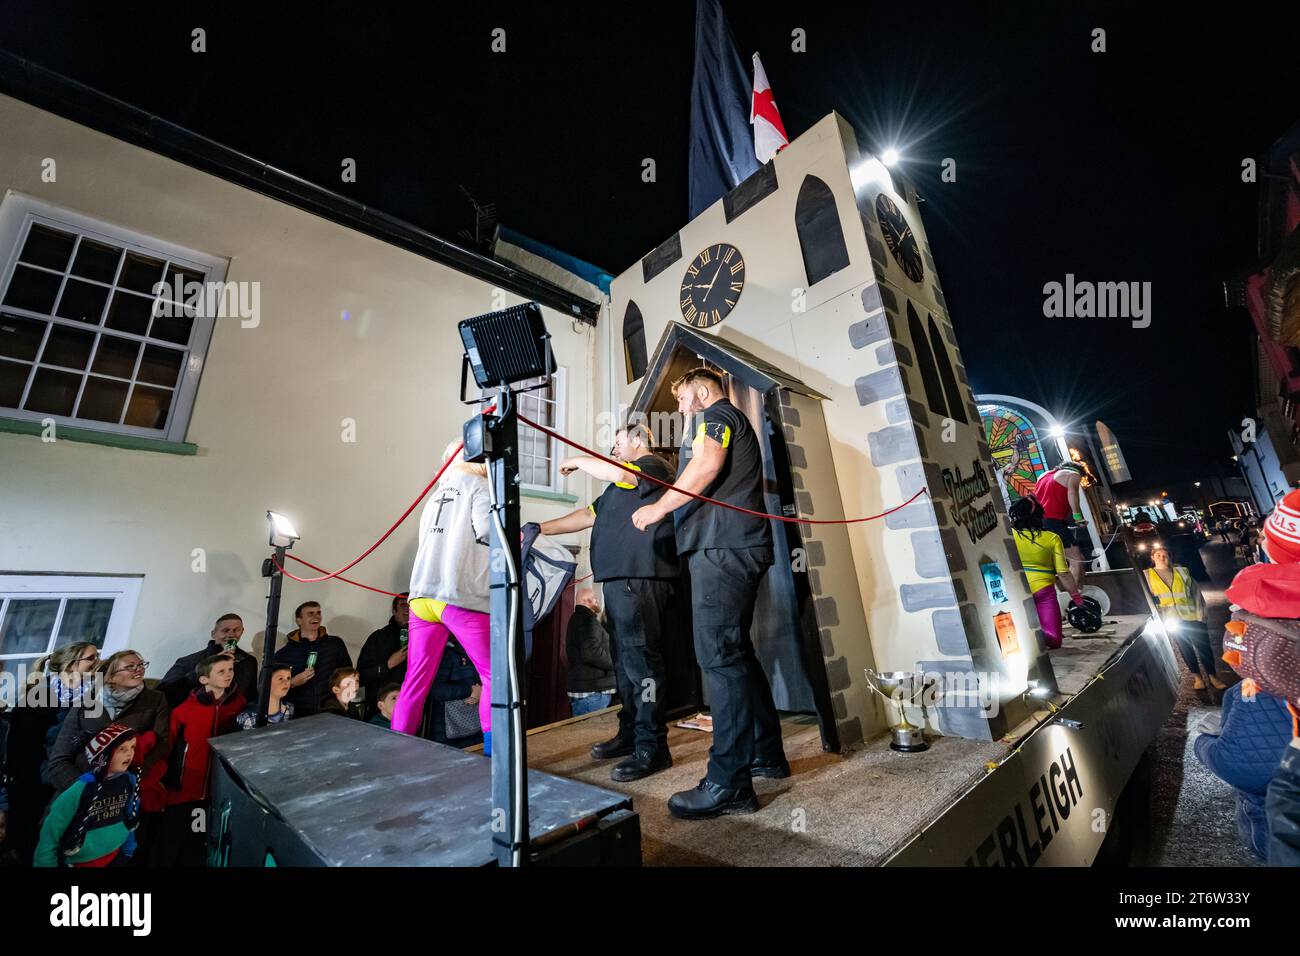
1146, 567, 1200, 621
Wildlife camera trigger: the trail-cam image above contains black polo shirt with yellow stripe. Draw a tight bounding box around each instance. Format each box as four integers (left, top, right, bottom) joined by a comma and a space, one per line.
673, 399, 771, 555
589, 454, 679, 581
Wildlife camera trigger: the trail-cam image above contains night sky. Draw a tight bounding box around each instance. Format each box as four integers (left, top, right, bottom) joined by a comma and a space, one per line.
3, 1, 1297, 488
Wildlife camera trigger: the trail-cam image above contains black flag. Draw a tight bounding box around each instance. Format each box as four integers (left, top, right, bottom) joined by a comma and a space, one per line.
688, 0, 760, 219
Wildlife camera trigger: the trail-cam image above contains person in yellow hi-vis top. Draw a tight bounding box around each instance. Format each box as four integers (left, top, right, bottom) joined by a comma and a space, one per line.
1146, 545, 1226, 690
1009, 496, 1082, 649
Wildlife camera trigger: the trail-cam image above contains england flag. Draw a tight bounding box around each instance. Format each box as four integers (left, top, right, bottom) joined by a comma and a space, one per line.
750, 52, 789, 163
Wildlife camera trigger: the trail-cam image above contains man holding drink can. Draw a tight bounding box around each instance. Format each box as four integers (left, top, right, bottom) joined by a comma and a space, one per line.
158, 612, 259, 708
273, 601, 353, 716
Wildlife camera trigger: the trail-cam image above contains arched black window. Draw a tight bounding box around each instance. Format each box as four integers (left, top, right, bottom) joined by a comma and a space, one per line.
622, 300, 647, 383
927, 314, 967, 423
907, 303, 946, 417
794, 175, 850, 287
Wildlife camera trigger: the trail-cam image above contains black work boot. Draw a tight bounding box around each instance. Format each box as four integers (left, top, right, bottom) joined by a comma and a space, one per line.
591, 734, 634, 760
611, 748, 673, 782
667, 778, 759, 819
749, 755, 791, 779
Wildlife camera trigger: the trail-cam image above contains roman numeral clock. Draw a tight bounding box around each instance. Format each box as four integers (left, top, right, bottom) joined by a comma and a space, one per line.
874, 193, 924, 283
680, 243, 745, 328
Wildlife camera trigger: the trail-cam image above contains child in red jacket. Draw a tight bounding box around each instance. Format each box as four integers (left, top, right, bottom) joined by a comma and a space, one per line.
151, 654, 245, 866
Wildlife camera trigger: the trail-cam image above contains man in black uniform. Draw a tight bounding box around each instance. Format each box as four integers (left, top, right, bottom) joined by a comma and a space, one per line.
540, 423, 679, 781
632, 367, 788, 819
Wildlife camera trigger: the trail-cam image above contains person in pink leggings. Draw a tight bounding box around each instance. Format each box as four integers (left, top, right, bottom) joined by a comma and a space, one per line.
394, 443, 493, 751
1009, 496, 1082, 650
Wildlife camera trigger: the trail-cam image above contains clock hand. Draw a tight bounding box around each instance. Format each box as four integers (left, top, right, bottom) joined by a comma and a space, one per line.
702, 261, 724, 297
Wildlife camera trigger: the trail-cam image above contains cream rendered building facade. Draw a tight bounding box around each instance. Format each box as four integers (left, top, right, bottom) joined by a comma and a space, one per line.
0, 89, 603, 679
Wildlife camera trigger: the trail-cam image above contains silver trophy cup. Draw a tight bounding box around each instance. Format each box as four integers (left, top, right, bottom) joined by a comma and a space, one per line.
863, 668, 930, 752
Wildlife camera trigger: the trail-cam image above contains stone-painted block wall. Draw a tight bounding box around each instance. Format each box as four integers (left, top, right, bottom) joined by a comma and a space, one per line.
778, 387, 885, 748
853, 161, 1056, 737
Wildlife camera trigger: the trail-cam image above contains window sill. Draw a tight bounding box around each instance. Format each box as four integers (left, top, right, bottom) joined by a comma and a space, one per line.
521, 487, 579, 505
0, 418, 198, 456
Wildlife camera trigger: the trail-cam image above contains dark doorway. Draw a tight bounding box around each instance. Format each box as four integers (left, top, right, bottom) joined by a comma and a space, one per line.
627, 322, 840, 750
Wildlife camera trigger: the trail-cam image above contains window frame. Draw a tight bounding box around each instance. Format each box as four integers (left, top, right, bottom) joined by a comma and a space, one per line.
515, 366, 568, 494
0, 573, 143, 683
0, 192, 228, 443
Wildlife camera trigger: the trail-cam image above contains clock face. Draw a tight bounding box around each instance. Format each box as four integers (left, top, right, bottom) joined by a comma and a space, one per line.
875, 193, 924, 283
679, 243, 745, 328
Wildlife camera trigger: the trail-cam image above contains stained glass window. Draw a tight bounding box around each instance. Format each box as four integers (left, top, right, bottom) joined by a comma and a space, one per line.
980, 404, 1047, 502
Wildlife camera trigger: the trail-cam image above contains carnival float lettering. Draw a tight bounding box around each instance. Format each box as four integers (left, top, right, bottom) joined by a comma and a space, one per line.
943, 459, 998, 543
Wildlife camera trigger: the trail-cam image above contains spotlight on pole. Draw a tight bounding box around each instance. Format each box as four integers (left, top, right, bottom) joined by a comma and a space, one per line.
267, 511, 300, 549
257, 510, 301, 726
881, 147, 900, 166
458, 301, 556, 869
1048, 424, 1066, 439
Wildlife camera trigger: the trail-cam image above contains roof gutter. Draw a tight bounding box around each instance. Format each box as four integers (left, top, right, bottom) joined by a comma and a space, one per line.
0, 49, 600, 324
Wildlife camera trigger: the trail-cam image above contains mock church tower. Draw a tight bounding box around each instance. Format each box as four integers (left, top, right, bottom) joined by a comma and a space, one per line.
599, 112, 1055, 746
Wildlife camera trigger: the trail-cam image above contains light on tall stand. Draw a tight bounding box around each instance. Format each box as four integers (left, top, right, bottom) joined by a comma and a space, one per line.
258, 511, 300, 727
458, 301, 555, 868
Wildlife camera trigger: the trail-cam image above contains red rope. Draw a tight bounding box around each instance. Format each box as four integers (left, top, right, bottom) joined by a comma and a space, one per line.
275, 442, 462, 583
517, 413, 929, 525
279, 556, 593, 598
281, 555, 404, 597
279, 407, 930, 595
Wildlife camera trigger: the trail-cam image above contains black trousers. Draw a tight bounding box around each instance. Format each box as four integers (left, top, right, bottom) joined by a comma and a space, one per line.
687, 547, 784, 789
1174, 620, 1217, 676
603, 577, 674, 754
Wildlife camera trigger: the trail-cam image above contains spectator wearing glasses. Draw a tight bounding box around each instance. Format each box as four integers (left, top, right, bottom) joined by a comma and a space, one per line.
46, 651, 170, 794
1, 642, 100, 863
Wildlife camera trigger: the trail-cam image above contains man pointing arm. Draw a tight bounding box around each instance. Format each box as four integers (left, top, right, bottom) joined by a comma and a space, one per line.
541, 424, 679, 781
